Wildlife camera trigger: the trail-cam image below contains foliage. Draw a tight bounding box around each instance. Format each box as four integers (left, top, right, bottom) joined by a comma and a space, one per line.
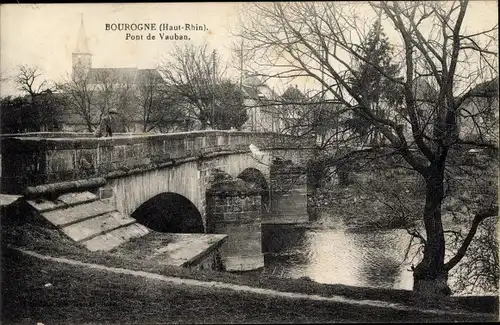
209, 79, 248, 130
347, 21, 403, 144
1, 96, 38, 133
276, 86, 344, 143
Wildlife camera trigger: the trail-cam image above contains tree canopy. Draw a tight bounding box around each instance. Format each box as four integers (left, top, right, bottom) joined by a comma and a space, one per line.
237, 0, 498, 295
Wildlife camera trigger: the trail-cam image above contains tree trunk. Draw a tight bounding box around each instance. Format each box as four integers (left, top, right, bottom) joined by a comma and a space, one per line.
308, 159, 327, 191
412, 163, 451, 296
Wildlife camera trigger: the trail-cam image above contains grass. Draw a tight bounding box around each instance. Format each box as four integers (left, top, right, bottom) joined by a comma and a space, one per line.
1, 217, 498, 317
1, 248, 497, 324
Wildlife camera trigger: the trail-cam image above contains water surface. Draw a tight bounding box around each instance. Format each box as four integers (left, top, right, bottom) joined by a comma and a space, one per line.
263, 222, 415, 290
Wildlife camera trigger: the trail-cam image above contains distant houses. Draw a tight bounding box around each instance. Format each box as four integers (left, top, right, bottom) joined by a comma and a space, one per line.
409, 76, 499, 146
457, 77, 499, 145
240, 73, 282, 132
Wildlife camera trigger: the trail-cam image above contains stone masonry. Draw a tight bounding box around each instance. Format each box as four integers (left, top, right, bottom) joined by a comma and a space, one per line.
206, 175, 264, 271
268, 159, 309, 224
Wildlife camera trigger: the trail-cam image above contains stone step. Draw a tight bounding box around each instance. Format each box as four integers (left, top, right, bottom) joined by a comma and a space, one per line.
27, 198, 67, 213
42, 200, 116, 227
0, 194, 22, 208
60, 211, 137, 242
27, 191, 98, 213
152, 234, 228, 267
81, 223, 150, 252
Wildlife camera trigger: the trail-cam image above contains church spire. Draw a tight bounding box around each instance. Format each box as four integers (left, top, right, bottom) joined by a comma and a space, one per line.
75, 13, 91, 54
72, 13, 92, 80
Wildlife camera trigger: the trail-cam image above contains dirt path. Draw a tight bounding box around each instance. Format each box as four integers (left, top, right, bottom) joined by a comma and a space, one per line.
8, 245, 489, 318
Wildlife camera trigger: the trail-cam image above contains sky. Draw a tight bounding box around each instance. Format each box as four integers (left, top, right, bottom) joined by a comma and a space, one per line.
0, 2, 244, 96
1, 1, 498, 97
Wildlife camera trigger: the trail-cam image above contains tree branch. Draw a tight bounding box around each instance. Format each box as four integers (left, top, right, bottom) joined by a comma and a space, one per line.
445, 205, 499, 271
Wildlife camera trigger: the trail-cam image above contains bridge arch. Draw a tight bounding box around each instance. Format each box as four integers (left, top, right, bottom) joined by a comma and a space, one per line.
131, 192, 204, 233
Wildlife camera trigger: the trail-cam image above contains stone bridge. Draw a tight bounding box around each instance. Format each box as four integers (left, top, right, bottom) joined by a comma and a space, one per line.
1, 131, 315, 271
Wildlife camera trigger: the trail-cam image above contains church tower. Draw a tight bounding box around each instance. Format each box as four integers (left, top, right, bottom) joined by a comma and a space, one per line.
72, 14, 92, 80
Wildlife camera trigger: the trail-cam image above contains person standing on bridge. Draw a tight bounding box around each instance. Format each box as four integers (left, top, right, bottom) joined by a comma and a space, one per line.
95, 108, 126, 137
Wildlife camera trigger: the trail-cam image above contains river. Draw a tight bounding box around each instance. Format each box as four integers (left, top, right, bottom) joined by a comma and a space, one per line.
258, 214, 496, 296
262, 220, 414, 290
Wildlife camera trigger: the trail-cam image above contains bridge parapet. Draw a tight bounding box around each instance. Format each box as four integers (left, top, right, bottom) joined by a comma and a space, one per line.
1, 131, 315, 194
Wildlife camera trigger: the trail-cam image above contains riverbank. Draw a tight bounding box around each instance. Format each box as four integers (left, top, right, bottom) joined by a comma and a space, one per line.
308, 155, 497, 232
308, 165, 423, 231
2, 246, 497, 324
1, 220, 498, 323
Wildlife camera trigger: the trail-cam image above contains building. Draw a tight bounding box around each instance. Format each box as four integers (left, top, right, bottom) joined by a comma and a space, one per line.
411, 76, 499, 146
457, 77, 499, 145
240, 73, 282, 132
60, 15, 186, 133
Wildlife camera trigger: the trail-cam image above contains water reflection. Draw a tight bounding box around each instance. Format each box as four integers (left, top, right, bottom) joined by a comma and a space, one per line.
347, 230, 413, 289
260, 211, 496, 296
263, 222, 415, 290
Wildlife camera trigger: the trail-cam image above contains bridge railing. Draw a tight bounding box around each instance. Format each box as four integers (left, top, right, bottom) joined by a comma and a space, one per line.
1, 130, 315, 194
0, 132, 98, 138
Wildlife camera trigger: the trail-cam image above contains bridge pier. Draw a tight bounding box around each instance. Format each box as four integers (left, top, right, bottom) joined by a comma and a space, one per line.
206, 175, 264, 272
268, 159, 309, 224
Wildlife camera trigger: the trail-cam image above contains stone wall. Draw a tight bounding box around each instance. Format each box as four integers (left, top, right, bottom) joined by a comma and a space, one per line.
1, 131, 314, 194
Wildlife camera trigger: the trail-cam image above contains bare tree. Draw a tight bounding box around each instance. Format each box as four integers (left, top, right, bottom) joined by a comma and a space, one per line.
136, 69, 186, 133
158, 43, 223, 129
238, 1, 498, 295
277, 86, 344, 142
449, 217, 499, 295
58, 68, 96, 132
15, 65, 52, 98
59, 68, 134, 132
14, 65, 60, 131
92, 69, 133, 132
159, 43, 247, 130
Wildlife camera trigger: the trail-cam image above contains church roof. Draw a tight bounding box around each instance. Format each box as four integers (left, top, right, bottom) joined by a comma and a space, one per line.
86, 67, 162, 85
135, 69, 164, 84
241, 84, 261, 99
241, 73, 277, 100
243, 74, 265, 87
87, 68, 137, 83
75, 14, 91, 54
